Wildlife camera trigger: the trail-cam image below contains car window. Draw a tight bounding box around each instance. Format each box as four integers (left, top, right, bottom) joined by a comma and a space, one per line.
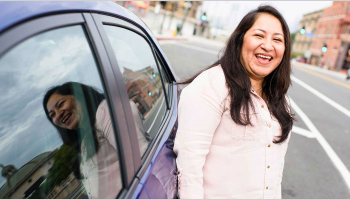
156, 56, 171, 101
0, 25, 122, 199
103, 25, 167, 158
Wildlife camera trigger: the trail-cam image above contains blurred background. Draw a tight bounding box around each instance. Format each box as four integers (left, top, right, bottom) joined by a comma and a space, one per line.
115, 1, 350, 199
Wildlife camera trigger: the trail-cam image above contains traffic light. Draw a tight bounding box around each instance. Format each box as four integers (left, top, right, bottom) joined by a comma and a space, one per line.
322, 44, 327, 53
201, 12, 207, 21
300, 26, 306, 35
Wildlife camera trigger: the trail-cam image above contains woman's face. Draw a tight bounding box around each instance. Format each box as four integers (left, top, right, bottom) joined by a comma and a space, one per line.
241, 13, 285, 81
46, 93, 80, 130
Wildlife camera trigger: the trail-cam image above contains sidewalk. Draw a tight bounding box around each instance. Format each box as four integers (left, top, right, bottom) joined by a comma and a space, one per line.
291, 59, 347, 80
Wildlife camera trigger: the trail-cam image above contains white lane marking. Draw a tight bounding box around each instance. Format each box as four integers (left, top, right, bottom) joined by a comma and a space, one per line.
291, 75, 350, 119
147, 98, 165, 133
290, 97, 350, 191
292, 126, 315, 138
172, 42, 220, 55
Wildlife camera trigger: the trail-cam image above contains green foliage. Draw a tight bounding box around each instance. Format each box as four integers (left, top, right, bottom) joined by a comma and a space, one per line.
291, 32, 296, 45
45, 145, 78, 190
292, 52, 304, 59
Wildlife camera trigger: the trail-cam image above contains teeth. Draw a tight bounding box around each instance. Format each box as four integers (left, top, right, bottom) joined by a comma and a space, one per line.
256, 54, 271, 59
62, 114, 70, 123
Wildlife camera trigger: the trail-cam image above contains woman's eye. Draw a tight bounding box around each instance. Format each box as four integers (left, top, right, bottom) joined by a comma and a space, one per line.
255, 34, 263, 38
274, 38, 283, 42
50, 113, 55, 118
59, 101, 64, 108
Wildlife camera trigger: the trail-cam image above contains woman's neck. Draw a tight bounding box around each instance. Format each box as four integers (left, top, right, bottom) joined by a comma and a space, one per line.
249, 77, 266, 101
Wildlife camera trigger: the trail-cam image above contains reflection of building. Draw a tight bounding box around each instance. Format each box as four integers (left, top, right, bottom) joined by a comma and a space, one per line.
123, 66, 162, 116
293, 9, 323, 64
310, 2, 350, 70
0, 150, 81, 199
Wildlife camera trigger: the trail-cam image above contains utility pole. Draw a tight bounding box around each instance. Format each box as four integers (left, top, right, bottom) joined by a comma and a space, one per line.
159, 2, 169, 35
320, 16, 333, 67
178, 2, 192, 35
168, 2, 177, 30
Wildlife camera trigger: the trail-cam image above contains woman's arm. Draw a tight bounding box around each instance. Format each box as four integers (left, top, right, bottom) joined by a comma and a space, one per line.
174, 70, 226, 199
274, 131, 292, 198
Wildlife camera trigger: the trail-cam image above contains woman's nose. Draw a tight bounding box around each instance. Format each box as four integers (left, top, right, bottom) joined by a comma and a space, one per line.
260, 39, 274, 51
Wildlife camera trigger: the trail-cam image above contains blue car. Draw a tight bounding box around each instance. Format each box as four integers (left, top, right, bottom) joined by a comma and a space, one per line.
0, 1, 179, 199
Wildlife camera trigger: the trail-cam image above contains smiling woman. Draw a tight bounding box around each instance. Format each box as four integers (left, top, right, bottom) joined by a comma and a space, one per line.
0, 25, 125, 199
43, 82, 122, 199
42, 82, 150, 199
174, 5, 295, 199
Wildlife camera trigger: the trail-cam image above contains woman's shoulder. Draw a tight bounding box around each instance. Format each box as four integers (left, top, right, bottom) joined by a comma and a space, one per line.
95, 99, 109, 131
190, 65, 224, 85
96, 99, 107, 118
191, 65, 227, 91
180, 65, 228, 103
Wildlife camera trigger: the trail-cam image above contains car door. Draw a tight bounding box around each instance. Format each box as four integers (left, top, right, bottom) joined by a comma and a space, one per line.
0, 12, 137, 199
89, 13, 179, 199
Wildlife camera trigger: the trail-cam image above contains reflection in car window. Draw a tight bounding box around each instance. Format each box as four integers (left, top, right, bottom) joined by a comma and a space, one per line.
104, 26, 167, 158
0, 26, 121, 199
157, 59, 170, 101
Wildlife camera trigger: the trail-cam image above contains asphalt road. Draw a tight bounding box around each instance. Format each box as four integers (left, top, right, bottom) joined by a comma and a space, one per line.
160, 39, 350, 198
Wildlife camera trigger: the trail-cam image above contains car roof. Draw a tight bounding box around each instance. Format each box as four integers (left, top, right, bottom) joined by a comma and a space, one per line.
0, 1, 175, 82
0, 1, 146, 34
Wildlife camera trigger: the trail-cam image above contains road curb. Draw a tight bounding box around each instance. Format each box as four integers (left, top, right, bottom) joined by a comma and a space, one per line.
292, 60, 347, 78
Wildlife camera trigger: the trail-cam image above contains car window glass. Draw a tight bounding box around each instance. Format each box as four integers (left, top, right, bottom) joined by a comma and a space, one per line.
0, 25, 122, 199
156, 58, 170, 101
103, 25, 167, 158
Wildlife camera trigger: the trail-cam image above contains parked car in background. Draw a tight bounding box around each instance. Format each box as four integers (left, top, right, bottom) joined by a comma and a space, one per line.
296, 56, 307, 63
0, 1, 179, 199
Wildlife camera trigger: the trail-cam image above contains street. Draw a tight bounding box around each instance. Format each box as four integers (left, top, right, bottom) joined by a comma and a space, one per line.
159, 39, 350, 198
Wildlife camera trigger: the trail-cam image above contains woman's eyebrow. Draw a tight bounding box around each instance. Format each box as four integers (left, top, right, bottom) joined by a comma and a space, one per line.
254, 29, 283, 36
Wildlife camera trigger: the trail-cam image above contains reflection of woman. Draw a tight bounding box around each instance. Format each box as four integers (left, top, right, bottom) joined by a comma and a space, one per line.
43, 82, 148, 198
174, 6, 294, 199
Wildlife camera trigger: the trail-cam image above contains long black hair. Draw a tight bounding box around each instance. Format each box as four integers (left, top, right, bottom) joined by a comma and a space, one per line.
43, 82, 105, 178
179, 5, 294, 144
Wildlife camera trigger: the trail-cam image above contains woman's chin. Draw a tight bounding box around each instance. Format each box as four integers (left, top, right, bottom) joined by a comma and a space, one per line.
251, 69, 274, 79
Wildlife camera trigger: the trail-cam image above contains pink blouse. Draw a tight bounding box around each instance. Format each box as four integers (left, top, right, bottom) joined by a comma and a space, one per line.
173, 65, 291, 199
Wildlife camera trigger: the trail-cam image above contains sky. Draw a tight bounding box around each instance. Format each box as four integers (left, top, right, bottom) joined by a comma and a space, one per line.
201, 1, 333, 33
0, 25, 105, 187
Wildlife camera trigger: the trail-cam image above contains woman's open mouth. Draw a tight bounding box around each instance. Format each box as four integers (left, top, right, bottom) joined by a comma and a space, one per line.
62, 113, 72, 124
255, 54, 273, 64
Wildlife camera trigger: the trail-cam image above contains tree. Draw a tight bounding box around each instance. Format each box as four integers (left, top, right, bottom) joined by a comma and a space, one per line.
291, 32, 296, 45
45, 145, 78, 189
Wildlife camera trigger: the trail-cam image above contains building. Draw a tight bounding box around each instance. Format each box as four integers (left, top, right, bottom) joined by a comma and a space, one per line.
292, 9, 323, 62
310, 1, 350, 70
123, 66, 163, 117
0, 149, 82, 199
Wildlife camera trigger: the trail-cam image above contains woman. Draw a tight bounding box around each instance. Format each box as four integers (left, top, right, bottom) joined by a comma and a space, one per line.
43, 82, 149, 198
174, 5, 295, 199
